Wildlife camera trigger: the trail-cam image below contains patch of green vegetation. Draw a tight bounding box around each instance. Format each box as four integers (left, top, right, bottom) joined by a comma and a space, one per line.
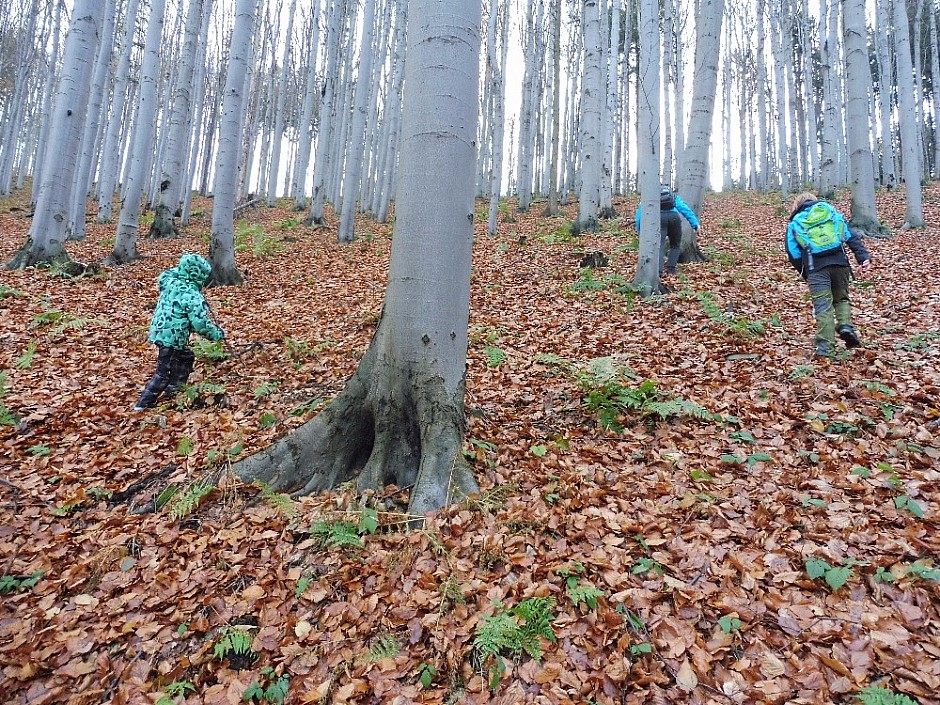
694, 291, 765, 338
473, 597, 557, 689
0, 571, 44, 595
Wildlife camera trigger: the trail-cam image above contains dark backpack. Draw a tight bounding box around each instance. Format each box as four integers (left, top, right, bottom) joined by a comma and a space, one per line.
660, 187, 676, 210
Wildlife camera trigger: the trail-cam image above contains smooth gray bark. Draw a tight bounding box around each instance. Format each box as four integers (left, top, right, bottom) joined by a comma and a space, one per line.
841, 0, 890, 237
209, 0, 260, 284
576, 0, 602, 233
6, 0, 104, 269
893, 0, 925, 227
234, 0, 482, 520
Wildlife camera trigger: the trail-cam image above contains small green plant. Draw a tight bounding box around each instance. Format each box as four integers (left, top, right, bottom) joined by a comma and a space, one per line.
168, 479, 215, 520
483, 345, 508, 368
254, 481, 297, 519
0, 284, 27, 299
569, 268, 607, 292
632, 557, 664, 576
906, 560, 940, 582
176, 381, 227, 409
729, 430, 756, 444
0, 372, 16, 426
253, 381, 280, 398
87, 486, 113, 501
853, 686, 918, 705
243, 668, 289, 704
30, 307, 104, 335
790, 364, 814, 379
805, 556, 859, 591
252, 231, 284, 257
26, 443, 51, 456
717, 615, 742, 634
557, 562, 605, 611
720, 451, 773, 467
0, 571, 44, 594
290, 398, 324, 416
417, 662, 437, 688
695, 291, 765, 338
176, 437, 194, 456
235, 220, 264, 251
15, 340, 37, 369
213, 625, 255, 661
473, 597, 557, 689
275, 216, 302, 231
369, 633, 401, 661
156, 680, 196, 705
530, 444, 548, 457
630, 642, 653, 655
309, 509, 378, 550
894, 495, 925, 518
192, 339, 229, 361
258, 412, 278, 429
896, 331, 939, 352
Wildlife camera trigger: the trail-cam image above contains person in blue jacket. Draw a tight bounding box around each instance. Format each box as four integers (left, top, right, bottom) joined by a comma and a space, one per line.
635, 184, 700, 276
785, 192, 871, 358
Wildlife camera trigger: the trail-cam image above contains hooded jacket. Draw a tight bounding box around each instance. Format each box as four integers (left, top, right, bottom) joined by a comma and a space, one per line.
147, 254, 224, 349
785, 200, 871, 278
634, 195, 700, 230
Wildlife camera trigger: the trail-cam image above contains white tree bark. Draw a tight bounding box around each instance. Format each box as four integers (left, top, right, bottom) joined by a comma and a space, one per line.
234, 0, 482, 520
6, 0, 103, 269
577, 0, 602, 232
209, 0, 260, 284
31, 1, 64, 204
107, 0, 167, 265
338, 0, 377, 243
841, 0, 889, 236
0, 0, 39, 196
634, 0, 661, 294
291, 3, 323, 209
929, 0, 940, 176
267, 0, 297, 207
96, 0, 141, 222
893, 0, 925, 227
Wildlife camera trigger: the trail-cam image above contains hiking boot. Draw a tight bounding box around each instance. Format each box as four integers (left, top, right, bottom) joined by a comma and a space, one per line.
837, 325, 862, 349
814, 341, 834, 359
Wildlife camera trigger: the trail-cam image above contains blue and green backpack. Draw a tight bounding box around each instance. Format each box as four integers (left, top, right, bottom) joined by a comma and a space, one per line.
791, 202, 849, 254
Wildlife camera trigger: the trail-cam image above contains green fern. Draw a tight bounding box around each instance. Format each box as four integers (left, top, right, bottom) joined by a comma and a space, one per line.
15, 340, 37, 369
368, 633, 401, 661
854, 686, 919, 705
168, 479, 215, 520
533, 353, 569, 369
0, 372, 17, 426
567, 582, 605, 611
474, 597, 557, 663
30, 308, 103, 336
254, 481, 298, 519
484, 345, 508, 368
309, 520, 363, 549
213, 626, 255, 661
191, 339, 228, 360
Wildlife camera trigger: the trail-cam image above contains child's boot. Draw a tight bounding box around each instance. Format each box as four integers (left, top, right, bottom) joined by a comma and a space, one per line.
837, 324, 862, 348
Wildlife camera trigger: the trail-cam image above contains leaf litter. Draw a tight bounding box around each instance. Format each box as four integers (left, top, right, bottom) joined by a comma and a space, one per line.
0, 187, 939, 704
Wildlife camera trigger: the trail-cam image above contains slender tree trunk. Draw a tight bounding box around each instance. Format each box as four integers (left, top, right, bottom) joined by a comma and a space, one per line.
338, 0, 377, 243
32, 1, 64, 204
929, 0, 940, 177
267, 0, 297, 207
291, 4, 323, 209
576, 0, 602, 233
756, 0, 769, 189
893, 0, 925, 227
841, 0, 890, 236
209, 0, 259, 284
677, 0, 723, 263
6, 1, 104, 269
106, 0, 167, 265
545, 0, 562, 216
634, 0, 662, 295
234, 0, 482, 520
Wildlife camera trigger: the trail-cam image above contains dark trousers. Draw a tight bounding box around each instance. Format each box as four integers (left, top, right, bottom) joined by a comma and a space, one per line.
136, 345, 195, 408
806, 265, 853, 346
660, 211, 682, 274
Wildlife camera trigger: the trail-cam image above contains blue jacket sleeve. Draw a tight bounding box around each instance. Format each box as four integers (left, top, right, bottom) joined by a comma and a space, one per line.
674, 197, 700, 229
634, 204, 642, 230
785, 222, 804, 273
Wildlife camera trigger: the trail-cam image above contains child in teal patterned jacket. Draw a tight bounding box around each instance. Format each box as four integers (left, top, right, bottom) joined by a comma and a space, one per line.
134, 254, 224, 410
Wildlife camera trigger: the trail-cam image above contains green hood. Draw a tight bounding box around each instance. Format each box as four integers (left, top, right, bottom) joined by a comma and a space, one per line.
176, 253, 212, 288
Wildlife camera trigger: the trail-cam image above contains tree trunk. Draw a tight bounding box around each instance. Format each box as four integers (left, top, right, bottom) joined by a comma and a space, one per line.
234, 0, 482, 520
841, 0, 891, 237
576, 0, 603, 233
633, 0, 662, 295
677, 0, 723, 264
152, 0, 206, 237
545, 0, 562, 217
6, 1, 103, 270
107, 0, 168, 265
337, 0, 377, 243
208, 0, 259, 285
291, 4, 323, 209
267, 0, 297, 207
893, 0, 925, 227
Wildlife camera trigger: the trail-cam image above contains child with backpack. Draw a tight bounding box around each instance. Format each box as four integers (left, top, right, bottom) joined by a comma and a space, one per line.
634, 184, 700, 276
785, 192, 871, 358
134, 254, 225, 410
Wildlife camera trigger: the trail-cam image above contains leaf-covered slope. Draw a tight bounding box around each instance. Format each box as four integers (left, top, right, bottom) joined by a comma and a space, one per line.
0, 188, 938, 705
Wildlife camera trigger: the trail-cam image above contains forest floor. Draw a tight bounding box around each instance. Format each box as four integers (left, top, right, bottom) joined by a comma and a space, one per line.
0, 185, 939, 705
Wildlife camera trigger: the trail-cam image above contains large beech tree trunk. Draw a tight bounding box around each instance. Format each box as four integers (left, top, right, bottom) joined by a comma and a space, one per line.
234, 0, 482, 519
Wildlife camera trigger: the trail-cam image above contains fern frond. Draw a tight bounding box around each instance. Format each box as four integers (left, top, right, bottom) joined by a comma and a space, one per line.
213, 626, 255, 660
168, 480, 215, 520
368, 633, 401, 661
567, 582, 605, 610
310, 520, 363, 548
254, 481, 298, 519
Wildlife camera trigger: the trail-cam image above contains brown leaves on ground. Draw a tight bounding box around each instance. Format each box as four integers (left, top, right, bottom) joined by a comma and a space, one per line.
1, 187, 939, 705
